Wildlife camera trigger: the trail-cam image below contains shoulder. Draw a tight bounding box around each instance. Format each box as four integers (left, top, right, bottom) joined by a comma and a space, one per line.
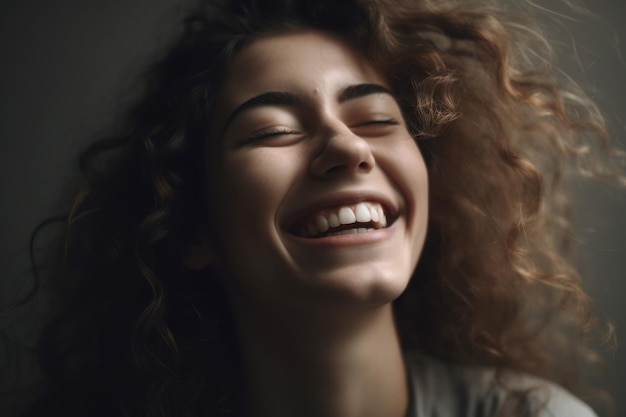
403, 351, 597, 417
505, 374, 598, 417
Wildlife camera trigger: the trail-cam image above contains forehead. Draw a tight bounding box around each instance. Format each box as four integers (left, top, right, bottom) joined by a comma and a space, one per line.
216, 30, 387, 114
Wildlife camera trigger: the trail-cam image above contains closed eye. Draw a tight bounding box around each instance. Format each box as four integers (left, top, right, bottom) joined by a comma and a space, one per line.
358, 118, 399, 126
351, 118, 400, 136
247, 128, 298, 142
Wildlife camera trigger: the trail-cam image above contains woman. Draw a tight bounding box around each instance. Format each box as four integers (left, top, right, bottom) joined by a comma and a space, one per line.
10, 0, 621, 416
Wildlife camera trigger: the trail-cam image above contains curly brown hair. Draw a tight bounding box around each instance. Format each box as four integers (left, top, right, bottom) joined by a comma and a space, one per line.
7, 0, 622, 416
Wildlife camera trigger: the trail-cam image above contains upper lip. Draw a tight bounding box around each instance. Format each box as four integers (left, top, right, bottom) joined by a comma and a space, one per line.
281, 190, 400, 233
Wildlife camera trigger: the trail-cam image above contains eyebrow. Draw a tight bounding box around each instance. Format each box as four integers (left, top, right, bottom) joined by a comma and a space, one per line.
337, 83, 393, 103
222, 83, 394, 132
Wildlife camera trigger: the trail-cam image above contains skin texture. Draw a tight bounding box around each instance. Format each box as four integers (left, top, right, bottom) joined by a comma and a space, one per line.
191, 30, 429, 417
209, 30, 428, 313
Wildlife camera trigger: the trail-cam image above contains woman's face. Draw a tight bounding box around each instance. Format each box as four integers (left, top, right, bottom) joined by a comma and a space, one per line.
207, 30, 428, 313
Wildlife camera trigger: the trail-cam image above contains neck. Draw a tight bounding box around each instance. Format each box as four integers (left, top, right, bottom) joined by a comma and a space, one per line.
233, 302, 408, 417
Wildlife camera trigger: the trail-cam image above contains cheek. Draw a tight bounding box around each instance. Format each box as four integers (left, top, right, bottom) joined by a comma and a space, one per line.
218, 149, 292, 218
210, 149, 307, 306
376, 137, 428, 205
375, 137, 429, 251
213, 148, 304, 257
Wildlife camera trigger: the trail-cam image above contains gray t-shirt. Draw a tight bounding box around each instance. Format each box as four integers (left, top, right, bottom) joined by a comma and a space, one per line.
404, 351, 597, 417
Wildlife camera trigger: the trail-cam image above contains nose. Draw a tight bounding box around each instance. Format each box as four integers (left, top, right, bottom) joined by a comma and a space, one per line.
309, 125, 375, 178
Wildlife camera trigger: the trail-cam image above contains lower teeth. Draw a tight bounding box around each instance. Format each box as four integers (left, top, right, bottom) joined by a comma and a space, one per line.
327, 227, 374, 236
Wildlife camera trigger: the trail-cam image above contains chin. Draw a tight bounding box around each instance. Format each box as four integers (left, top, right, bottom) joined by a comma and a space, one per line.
293, 263, 413, 309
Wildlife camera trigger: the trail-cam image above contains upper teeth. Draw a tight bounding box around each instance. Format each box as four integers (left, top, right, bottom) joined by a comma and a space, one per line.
301, 202, 387, 238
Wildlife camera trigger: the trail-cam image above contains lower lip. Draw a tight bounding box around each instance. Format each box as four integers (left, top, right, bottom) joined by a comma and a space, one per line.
286, 224, 395, 247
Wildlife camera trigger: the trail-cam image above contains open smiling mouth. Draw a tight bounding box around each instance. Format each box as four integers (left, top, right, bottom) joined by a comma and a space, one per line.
293, 202, 394, 238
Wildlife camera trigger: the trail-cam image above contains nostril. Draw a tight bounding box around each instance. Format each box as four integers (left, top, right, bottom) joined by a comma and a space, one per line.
358, 161, 370, 170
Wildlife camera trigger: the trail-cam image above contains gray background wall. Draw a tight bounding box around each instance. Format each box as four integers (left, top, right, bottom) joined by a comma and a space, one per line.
0, 0, 624, 414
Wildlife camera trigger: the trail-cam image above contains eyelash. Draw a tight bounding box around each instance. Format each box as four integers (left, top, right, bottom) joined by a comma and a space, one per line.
247, 128, 296, 142
358, 118, 399, 126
